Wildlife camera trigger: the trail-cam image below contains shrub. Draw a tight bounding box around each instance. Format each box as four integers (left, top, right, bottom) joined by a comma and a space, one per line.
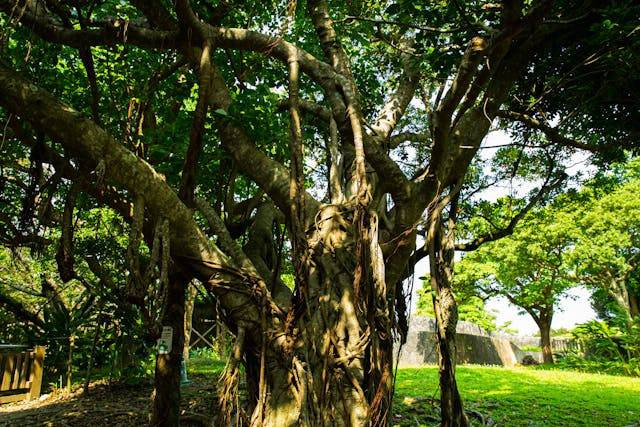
554, 320, 640, 377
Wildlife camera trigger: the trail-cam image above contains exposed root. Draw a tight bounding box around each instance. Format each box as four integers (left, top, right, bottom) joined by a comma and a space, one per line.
218, 326, 246, 427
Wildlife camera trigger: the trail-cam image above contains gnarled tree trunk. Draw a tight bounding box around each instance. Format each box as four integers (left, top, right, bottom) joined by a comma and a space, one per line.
0, 1, 571, 423
236, 206, 395, 426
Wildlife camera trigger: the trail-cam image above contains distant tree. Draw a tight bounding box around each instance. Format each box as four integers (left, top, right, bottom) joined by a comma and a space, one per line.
456, 206, 576, 363
570, 163, 640, 324
533, 327, 573, 337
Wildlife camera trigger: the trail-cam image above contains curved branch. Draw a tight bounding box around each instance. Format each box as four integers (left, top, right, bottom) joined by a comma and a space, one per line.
179, 40, 212, 206
0, 63, 282, 342
455, 173, 566, 251
0, 291, 45, 331
0, 1, 179, 49
389, 131, 431, 149
496, 110, 617, 153
201, 61, 320, 219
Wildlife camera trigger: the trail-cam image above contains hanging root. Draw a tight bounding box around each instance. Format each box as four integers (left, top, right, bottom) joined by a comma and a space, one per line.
369, 367, 392, 427
126, 193, 145, 298
218, 326, 246, 427
155, 217, 170, 321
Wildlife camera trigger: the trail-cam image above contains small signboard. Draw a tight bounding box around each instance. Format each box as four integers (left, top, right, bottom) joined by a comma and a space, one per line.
157, 326, 173, 354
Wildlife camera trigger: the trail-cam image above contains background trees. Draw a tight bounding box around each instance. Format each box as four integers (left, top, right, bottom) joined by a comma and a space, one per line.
454, 161, 640, 364
456, 205, 576, 363
570, 165, 640, 323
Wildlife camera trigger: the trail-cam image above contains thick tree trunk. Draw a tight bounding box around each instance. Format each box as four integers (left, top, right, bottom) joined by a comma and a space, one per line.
247, 270, 389, 426
234, 206, 394, 426
150, 273, 187, 427
256, 350, 379, 427
538, 318, 553, 364
610, 280, 633, 324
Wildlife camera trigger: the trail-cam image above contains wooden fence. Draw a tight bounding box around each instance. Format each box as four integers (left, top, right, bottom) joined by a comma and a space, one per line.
0, 345, 45, 404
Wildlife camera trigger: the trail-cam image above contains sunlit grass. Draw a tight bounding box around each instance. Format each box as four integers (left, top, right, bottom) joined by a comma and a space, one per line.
188, 352, 640, 426
187, 349, 226, 377
395, 365, 640, 426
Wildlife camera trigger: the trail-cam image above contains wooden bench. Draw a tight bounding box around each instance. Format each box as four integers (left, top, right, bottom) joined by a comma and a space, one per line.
0, 345, 45, 404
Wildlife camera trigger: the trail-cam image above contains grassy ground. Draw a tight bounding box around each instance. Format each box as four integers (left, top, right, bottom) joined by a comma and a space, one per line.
1, 352, 638, 426
395, 365, 640, 426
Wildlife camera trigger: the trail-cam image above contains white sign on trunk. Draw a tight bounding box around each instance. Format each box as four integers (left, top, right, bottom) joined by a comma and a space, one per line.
157, 326, 173, 354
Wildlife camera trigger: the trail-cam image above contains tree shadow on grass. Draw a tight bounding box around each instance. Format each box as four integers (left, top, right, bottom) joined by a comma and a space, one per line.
394, 366, 640, 427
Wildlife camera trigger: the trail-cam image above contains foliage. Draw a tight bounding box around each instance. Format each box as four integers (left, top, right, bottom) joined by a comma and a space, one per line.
551, 320, 640, 377
456, 162, 640, 339
568, 166, 640, 321
553, 354, 640, 378
455, 204, 576, 328
0, 241, 155, 389
533, 327, 573, 337
416, 280, 499, 333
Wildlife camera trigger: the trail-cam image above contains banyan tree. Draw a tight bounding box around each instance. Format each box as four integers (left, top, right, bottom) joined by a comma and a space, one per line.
0, 0, 638, 425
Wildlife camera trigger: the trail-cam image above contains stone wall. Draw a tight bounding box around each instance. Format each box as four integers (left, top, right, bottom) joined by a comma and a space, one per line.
397, 316, 547, 367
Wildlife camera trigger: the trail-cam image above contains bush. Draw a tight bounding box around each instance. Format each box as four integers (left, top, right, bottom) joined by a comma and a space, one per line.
554, 320, 640, 377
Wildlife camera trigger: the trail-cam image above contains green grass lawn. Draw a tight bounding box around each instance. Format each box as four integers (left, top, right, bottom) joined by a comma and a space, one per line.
187, 352, 640, 426
395, 365, 640, 426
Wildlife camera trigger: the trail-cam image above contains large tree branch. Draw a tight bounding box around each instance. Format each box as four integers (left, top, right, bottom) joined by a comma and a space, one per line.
306, 0, 355, 80
279, 97, 414, 200
371, 49, 421, 139
0, 63, 284, 343
496, 110, 617, 153
305, 0, 413, 201
0, 290, 45, 331
455, 172, 566, 251
0, 1, 179, 49
421, 2, 554, 193
389, 132, 431, 149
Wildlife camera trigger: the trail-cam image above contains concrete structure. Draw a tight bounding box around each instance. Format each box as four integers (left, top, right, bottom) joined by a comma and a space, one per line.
397, 316, 545, 367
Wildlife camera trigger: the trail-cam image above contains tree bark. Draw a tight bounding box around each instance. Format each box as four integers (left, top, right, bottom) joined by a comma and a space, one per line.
150, 272, 187, 427
183, 282, 197, 361
428, 201, 468, 427
538, 317, 554, 364
66, 334, 75, 391
434, 289, 467, 427
629, 293, 639, 320
611, 287, 633, 325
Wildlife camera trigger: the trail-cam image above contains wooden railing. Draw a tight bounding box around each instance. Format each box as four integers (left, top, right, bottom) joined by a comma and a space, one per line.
0, 345, 45, 404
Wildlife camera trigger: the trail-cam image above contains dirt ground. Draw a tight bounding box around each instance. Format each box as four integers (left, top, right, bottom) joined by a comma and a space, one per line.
0, 374, 217, 426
